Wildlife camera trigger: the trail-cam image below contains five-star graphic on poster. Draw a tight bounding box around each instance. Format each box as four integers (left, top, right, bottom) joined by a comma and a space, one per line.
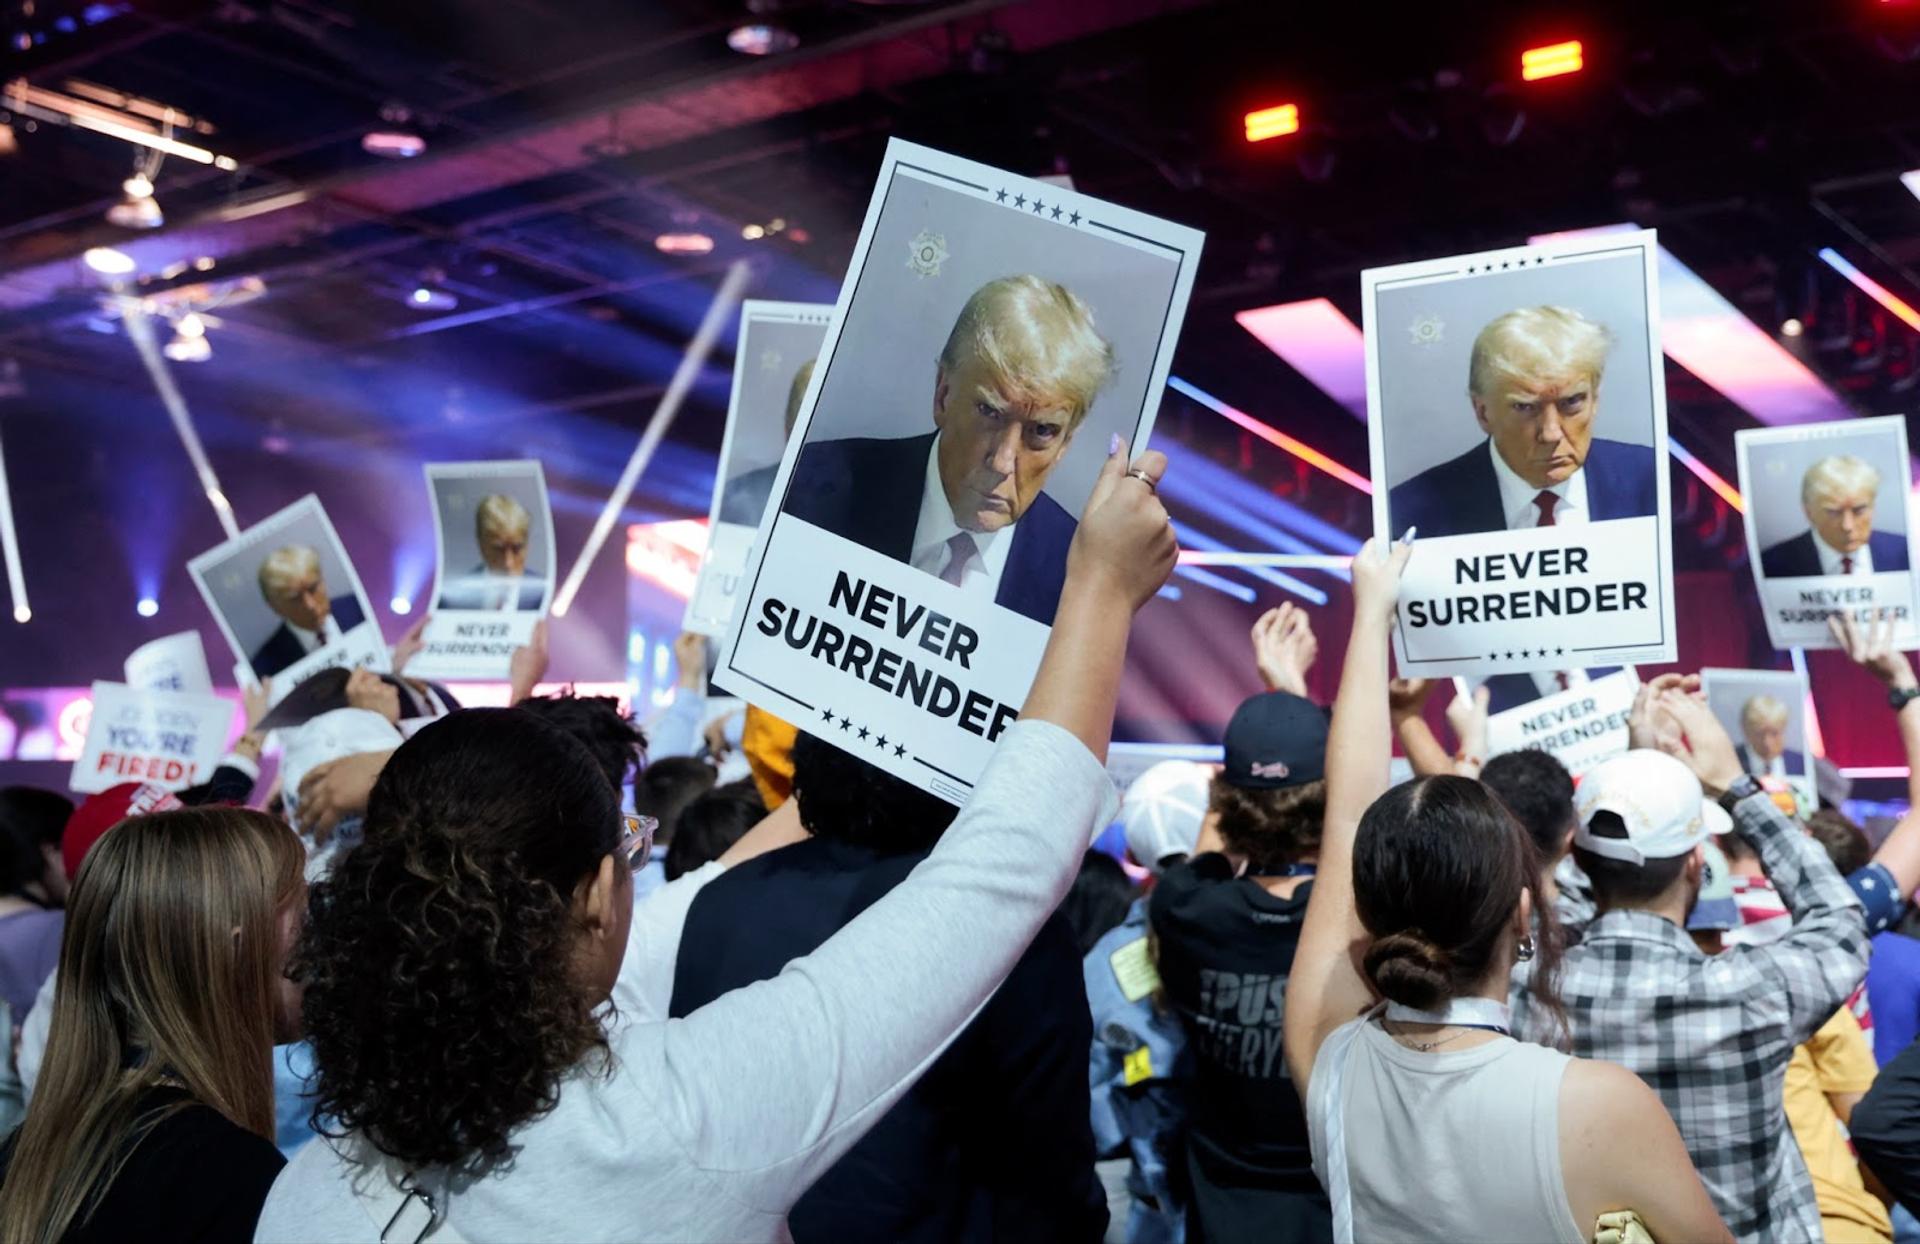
907, 229, 949, 279
759, 346, 784, 373
1408, 313, 1445, 347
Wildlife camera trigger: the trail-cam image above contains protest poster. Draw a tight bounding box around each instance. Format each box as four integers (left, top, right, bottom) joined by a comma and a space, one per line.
409, 461, 556, 679
69, 681, 236, 794
716, 138, 1203, 803
1365, 229, 1675, 679
685, 301, 835, 637
1735, 414, 1917, 651
187, 494, 388, 704
1484, 667, 1639, 777
1701, 666, 1816, 804
124, 630, 214, 696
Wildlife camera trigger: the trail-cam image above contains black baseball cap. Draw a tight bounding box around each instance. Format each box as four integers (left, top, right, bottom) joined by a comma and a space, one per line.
1222, 691, 1329, 790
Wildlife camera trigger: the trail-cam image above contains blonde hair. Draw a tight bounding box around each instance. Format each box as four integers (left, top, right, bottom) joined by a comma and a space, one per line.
1802, 454, 1881, 507
256, 544, 320, 602
1741, 694, 1790, 731
474, 493, 531, 544
1468, 306, 1613, 400
783, 357, 816, 435
0, 808, 304, 1244
937, 275, 1115, 428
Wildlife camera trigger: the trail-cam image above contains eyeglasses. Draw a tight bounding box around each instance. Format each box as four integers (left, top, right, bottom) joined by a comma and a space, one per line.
617, 815, 659, 872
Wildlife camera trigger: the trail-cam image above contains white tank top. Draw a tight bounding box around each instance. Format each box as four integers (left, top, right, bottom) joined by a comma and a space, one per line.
1306, 1016, 1584, 1244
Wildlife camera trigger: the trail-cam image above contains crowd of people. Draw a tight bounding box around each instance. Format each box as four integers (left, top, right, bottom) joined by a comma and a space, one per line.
3, 441, 1920, 1244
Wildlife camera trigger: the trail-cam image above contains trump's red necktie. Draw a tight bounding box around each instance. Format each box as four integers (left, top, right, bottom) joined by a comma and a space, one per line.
1534, 491, 1559, 527
1842, 555, 1855, 575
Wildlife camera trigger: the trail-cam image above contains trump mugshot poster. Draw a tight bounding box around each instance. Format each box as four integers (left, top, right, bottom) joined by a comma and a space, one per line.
1365, 229, 1676, 679
187, 494, 388, 704
715, 139, 1204, 803
1483, 667, 1639, 778
1701, 666, 1815, 805
684, 301, 835, 637
1735, 415, 1917, 651
410, 460, 557, 679
70, 681, 237, 794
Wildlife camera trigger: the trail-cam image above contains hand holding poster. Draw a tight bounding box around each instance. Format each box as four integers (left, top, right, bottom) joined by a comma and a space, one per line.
1735, 414, 1917, 651
1700, 666, 1815, 804
409, 461, 557, 679
124, 631, 214, 696
1365, 230, 1676, 679
1484, 668, 1639, 777
717, 139, 1203, 803
685, 302, 834, 636
187, 494, 388, 705
70, 681, 236, 794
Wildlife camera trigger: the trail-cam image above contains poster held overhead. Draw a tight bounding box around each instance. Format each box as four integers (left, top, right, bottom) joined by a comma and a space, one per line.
1734, 414, 1917, 651
70, 681, 236, 794
1484, 667, 1639, 777
187, 494, 388, 705
1700, 666, 1816, 806
1365, 229, 1675, 678
124, 631, 215, 696
409, 461, 557, 679
685, 302, 834, 637
716, 139, 1204, 804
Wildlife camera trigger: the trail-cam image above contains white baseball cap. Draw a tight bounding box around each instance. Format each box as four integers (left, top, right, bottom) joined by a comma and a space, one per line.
1120, 760, 1212, 874
1573, 749, 1709, 866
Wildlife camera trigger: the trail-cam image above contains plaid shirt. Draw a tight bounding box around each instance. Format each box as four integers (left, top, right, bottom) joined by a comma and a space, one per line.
1516, 789, 1869, 1244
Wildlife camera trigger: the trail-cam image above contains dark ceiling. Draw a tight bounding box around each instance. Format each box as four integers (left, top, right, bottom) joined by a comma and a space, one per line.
1, 0, 1919, 689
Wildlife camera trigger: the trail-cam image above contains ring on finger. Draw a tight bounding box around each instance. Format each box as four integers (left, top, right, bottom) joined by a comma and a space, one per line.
1126, 467, 1157, 493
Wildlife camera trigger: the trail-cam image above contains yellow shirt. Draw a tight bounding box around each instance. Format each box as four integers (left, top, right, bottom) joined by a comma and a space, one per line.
1783, 1008, 1892, 1244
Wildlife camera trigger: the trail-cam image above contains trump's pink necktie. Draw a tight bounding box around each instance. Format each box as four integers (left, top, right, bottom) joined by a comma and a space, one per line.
939, 533, 977, 586
1534, 491, 1559, 527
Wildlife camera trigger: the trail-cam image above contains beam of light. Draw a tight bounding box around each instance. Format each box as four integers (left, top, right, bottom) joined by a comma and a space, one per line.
553, 260, 750, 618
1903, 170, 1920, 204
1521, 40, 1584, 81
1818, 247, 1920, 334
1533, 224, 1850, 426
1842, 767, 1911, 779
1173, 564, 1257, 603
1232, 298, 1368, 419
1244, 104, 1300, 142
1156, 441, 1360, 562
1666, 436, 1745, 513
1172, 521, 1327, 605
1177, 551, 1354, 569
1167, 375, 1372, 493
1789, 646, 1828, 760
121, 303, 240, 538
0, 412, 26, 624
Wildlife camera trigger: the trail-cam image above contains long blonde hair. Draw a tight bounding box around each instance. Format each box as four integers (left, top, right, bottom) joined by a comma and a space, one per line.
0, 806, 305, 1244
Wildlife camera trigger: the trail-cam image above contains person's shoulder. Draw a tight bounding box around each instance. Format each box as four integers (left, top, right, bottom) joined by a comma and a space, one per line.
1148, 853, 1234, 922
1588, 437, 1655, 465
796, 432, 930, 472
255, 1136, 366, 1244
1560, 1054, 1655, 1127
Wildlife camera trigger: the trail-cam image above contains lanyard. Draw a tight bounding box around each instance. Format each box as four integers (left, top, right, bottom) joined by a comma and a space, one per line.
1244, 861, 1317, 879
1382, 995, 1512, 1035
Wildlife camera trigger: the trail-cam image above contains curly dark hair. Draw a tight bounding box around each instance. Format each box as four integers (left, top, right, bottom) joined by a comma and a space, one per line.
790, 732, 958, 852
513, 691, 648, 793
1209, 775, 1325, 874
294, 709, 621, 1174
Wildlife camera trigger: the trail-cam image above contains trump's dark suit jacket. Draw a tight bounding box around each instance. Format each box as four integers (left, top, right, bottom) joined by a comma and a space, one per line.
783, 431, 1075, 626
1759, 529, 1909, 578
1736, 743, 1807, 778
1388, 438, 1658, 540
249, 593, 366, 679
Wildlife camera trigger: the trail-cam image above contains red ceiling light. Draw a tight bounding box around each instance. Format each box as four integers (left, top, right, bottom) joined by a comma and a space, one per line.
1244, 104, 1300, 143
1521, 40, 1583, 81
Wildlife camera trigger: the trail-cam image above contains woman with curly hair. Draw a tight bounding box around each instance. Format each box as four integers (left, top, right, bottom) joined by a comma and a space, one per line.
255, 445, 1177, 1241
0, 806, 305, 1244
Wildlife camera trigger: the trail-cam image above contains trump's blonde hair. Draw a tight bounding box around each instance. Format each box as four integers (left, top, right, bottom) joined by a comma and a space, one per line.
1802, 454, 1881, 507
1741, 694, 1790, 731
475, 493, 531, 544
1468, 305, 1613, 401
257, 544, 320, 603
938, 275, 1115, 428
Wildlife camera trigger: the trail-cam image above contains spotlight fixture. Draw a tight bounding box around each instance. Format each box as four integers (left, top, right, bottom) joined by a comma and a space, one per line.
1245, 104, 1301, 143
741, 223, 766, 240
390, 596, 412, 615
82, 246, 137, 275
1521, 40, 1584, 81
655, 232, 716, 255
363, 131, 426, 158
136, 597, 158, 618
10, 606, 26, 624
106, 193, 161, 228
407, 286, 457, 311
1781, 318, 1804, 337
162, 323, 211, 363
727, 23, 797, 55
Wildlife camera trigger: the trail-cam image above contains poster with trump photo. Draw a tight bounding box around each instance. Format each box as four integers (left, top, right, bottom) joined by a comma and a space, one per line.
1366, 229, 1675, 678
187, 494, 388, 705
1484, 667, 1638, 778
123, 631, 215, 696
410, 460, 556, 679
1735, 415, 1917, 651
716, 138, 1203, 803
69, 681, 236, 794
1701, 667, 1815, 805
684, 301, 834, 637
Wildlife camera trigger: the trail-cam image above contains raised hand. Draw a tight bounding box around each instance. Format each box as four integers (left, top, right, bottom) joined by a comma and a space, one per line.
1831, 609, 1918, 692
1387, 677, 1434, 719
509, 619, 550, 706
1656, 688, 1744, 795
391, 613, 431, 676
1067, 443, 1176, 612
1349, 536, 1413, 625
1253, 603, 1318, 697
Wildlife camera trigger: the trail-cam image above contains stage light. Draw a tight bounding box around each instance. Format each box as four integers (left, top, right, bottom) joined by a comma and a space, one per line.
1234, 298, 1368, 419
162, 329, 210, 363
1818, 247, 1920, 334
727, 23, 798, 55
390, 596, 412, 615
655, 232, 716, 255
11, 606, 26, 624
362, 131, 426, 158
122, 172, 153, 199
1167, 376, 1373, 494
1781, 317, 1804, 337
83, 246, 136, 275
1903, 169, 1920, 202
1245, 104, 1300, 143
106, 194, 162, 229
741, 223, 765, 239
174, 312, 205, 339
136, 597, 158, 618
1521, 40, 1584, 81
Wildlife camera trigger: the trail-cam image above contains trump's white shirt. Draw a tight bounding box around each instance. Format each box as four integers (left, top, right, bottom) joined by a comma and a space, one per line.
1489, 440, 1590, 530
1814, 533, 1873, 576
1746, 748, 1788, 779
285, 612, 344, 654
908, 436, 1014, 596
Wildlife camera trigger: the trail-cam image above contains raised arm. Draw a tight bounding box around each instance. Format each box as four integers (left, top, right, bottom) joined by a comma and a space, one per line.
1252, 602, 1319, 698
1284, 534, 1411, 1086
1443, 683, 1490, 780
639, 445, 1176, 1210
1833, 610, 1920, 894
1388, 678, 1453, 777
